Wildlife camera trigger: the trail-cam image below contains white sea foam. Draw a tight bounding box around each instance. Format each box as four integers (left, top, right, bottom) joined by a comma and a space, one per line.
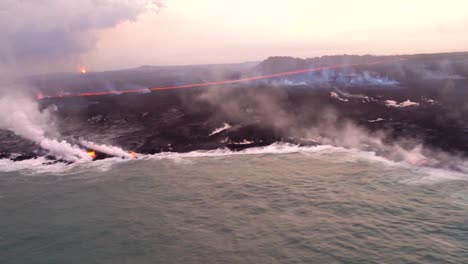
402, 165, 468, 184
0, 157, 68, 173
0, 143, 333, 175
1, 143, 466, 184
0, 156, 131, 176
140, 143, 451, 175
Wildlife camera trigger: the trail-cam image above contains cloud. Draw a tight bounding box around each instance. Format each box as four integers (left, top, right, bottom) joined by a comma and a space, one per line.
0, 0, 164, 69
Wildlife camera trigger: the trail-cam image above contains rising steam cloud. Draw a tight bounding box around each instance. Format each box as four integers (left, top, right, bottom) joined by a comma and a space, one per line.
0, 0, 163, 161
0, 95, 91, 161
197, 86, 467, 172
80, 140, 133, 159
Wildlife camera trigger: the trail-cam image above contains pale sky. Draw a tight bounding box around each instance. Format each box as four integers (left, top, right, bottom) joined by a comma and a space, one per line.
84, 0, 468, 71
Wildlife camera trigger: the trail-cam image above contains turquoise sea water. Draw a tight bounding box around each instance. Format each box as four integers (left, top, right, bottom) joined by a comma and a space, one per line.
1, 146, 467, 263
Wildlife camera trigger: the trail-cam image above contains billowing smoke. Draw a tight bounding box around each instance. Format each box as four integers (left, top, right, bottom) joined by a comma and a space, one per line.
300, 108, 426, 164
407, 61, 465, 80
304, 108, 467, 172
0, 95, 91, 161
379, 58, 468, 82
197, 86, 294, 130
0, 0, 164, 73
196, 86, 467, 171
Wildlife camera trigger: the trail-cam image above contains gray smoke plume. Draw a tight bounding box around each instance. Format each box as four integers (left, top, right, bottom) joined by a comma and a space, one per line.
0, 0, 164, 74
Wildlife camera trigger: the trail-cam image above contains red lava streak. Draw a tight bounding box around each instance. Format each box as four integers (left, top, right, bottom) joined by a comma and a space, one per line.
38, 60, 400, 99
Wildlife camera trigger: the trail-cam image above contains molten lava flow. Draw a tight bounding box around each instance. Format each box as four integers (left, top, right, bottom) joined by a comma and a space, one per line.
80, 67, 87, 74
87, 151, 96, 159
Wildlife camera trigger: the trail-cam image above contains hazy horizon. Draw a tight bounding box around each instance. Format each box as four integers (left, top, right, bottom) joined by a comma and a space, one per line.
30, 50, 468, 75
84, 0, 468, 71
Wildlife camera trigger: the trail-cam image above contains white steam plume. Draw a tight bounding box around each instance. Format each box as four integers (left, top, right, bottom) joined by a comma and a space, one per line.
198, 88, 466, 170
0, 95, 91, 162
80, 140, 134, 158
0, 0, 165, 162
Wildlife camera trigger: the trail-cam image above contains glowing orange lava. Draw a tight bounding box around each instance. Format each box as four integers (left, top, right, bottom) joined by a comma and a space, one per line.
87, 151, 96, 159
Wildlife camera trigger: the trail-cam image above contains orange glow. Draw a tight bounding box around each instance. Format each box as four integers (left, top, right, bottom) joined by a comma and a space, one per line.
130, 151, 137, 159
80, 67, 88, 74
36, 91, 44, 100
87, 151, 96, 159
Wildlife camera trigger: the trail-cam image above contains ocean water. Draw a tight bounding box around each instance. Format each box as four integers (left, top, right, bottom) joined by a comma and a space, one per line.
1, 145, 467, 264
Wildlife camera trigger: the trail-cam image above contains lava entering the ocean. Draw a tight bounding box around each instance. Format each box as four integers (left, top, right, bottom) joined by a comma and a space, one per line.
87, 151, 96, 159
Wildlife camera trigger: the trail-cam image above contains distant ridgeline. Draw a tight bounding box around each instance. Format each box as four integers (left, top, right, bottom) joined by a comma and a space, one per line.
257, 52, 468, 75
29, 51, 468, 98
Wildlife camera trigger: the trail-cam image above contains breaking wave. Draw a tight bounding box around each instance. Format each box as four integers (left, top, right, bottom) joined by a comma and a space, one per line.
1, 143, 467, 184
